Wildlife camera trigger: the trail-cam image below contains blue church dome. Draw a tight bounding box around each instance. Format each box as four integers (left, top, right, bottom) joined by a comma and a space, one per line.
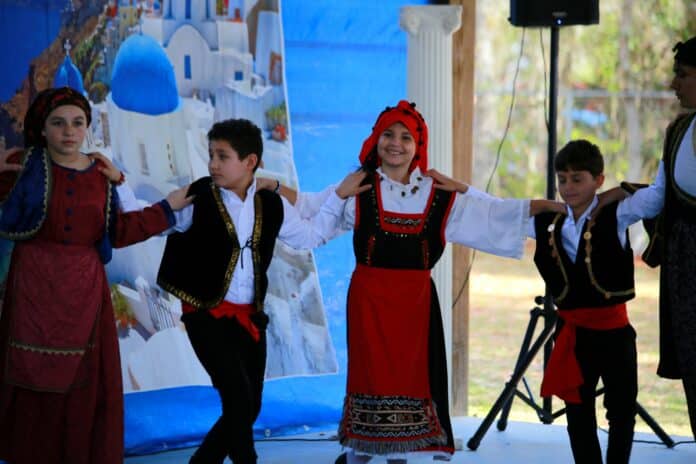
111, 34, 179, 115
53, 55, 85, 94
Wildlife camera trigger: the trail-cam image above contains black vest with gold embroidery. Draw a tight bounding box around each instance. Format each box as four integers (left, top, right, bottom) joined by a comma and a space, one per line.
353, 174, 455, 269
533, 202, 634, 309
157, 177, 283, 311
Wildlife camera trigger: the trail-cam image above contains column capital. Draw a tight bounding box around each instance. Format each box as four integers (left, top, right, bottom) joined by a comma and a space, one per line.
400, 5, 462, 37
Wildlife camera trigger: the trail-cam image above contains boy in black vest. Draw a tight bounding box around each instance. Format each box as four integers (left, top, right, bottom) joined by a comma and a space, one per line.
157, 119, 367, 464
531, 139, 657, 464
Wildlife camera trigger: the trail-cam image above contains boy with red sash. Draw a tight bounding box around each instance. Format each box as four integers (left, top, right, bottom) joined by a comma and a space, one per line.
157, 118, 366, 464
532, 139, 658, 464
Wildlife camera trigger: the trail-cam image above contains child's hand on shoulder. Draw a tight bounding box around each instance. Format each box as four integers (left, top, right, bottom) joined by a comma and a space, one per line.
529, 199, 567, 216
256, 177, 276, 192
548, 200, 567, 214
0, 147, 24, 173
166, 185, 195, 211
336, 170, 371, 199
90, 152, 124, 184
425, 169, 469, 193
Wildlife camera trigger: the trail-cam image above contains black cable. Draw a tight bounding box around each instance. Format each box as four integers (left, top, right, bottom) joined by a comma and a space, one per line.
452, 28, 527, 309
597, 426, 696, 446
540, 29, 549, 131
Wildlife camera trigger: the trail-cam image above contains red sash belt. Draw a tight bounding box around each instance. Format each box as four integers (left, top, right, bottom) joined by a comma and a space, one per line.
540, 303, 629, 404
182, 301, 260, 342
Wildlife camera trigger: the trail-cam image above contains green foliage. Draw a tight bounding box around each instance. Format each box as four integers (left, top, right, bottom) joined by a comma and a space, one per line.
265, 102, 287, 130
477, 0, 694, 197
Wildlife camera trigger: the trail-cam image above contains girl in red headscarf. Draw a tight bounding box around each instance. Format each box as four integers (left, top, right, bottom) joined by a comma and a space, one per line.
270, 100, 563, 463
0, 87, 192, 464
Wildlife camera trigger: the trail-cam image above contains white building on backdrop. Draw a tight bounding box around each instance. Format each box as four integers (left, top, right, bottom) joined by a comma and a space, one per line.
107, 33, 194, 203
138, 0, 283, 129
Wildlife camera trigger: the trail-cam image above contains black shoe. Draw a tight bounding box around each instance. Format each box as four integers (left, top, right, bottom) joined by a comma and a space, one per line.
334, 452, 347, 464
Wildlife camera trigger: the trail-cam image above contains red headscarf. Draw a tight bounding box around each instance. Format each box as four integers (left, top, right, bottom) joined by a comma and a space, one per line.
23, 86, 91, 148
358, 100, 428, 173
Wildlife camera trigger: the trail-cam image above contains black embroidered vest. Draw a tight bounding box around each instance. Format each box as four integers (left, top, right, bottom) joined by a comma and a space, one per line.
157, 177, 283, 311
534, 201, 634, 309
353, 174, 455, 269
640, 111, 696, 267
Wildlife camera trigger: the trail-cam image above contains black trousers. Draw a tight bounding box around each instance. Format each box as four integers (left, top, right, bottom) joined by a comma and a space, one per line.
182, 310, 269, 464
564, 325, 637, 464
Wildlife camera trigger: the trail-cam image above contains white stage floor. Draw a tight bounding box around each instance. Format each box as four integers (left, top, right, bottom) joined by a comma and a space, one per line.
124, 416, 696, 463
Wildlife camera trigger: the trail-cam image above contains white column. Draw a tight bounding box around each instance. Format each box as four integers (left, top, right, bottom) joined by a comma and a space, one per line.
400, 5, 462, 413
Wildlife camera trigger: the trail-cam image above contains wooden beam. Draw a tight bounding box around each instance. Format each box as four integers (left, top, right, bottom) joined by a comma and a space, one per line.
450, 0, 475, 417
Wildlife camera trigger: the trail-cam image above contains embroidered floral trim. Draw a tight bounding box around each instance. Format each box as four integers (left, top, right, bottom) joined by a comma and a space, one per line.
9, 339, 91, 356
338, 393, 447, 454
160, 183, 242, 309
548, 213, 570, 302
583, 216, 635, 300
251, 195, 264, 312
374, 174, 436, 235
104, 170, 113, 236
383, 216, 422, 227
0, 147, 52, 240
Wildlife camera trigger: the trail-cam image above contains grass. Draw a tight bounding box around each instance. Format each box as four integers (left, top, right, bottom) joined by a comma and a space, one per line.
467, 240, 692, 438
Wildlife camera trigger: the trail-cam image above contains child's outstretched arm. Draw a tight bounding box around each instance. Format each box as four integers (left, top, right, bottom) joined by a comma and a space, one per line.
258, 170, 370, 219
256, 177, 299, 205
112, 184, 194, 247
530, 199, 566, 216
428, 168, 565, 217
275, 170, 371, 249
426, 169, 564, 258
258, 171, 372, 199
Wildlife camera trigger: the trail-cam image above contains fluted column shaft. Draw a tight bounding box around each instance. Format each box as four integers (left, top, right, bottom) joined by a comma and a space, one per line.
400, 5, 462, 408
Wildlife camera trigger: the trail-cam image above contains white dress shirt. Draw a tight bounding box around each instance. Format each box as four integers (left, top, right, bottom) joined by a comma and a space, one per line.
528, 185, 670, 263
622, 116, 696, 220
172, 179, 344, 305
295, 167, 531, 259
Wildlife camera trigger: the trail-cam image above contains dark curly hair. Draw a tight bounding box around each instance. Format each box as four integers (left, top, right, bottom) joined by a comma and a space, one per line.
207, 118, 263, 171
554, 139, 604, 177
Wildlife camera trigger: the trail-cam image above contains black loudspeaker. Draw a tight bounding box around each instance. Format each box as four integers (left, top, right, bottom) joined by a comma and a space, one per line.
509, 0, 599, 27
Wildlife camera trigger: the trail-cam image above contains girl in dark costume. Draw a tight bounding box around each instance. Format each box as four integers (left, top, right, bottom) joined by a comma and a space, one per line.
600, 35, 696, 442
0, 87, 191, 464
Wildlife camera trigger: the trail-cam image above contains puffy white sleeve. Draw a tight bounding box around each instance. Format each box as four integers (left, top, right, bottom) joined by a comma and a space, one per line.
295, 184, 336, 219
278, 192, 351, 249
116, 180, 193, 234
617, 160, 666, 224
444, 186, 531, 259
295, 186, 356, 233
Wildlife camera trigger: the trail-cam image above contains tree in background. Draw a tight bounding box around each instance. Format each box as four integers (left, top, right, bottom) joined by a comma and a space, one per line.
474, 0, 696, 198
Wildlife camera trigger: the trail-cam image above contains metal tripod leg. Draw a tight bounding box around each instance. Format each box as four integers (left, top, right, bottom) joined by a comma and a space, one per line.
466, 306, 556, 450
636, 401, 675, 447
550, 387, 676, 448
497, 306, 549, 431
467, 300, 676, 451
